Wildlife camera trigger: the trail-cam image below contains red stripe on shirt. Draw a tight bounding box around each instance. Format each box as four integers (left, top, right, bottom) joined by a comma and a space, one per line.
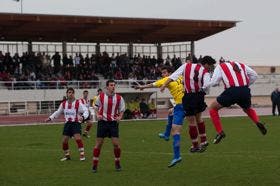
220, 63, 235, 87
184, 63, 192, 93
230, 62, 244, 86
107, 95, 113, 121
240, 63, 249, 85
99, 93, 104, 119
193, 64, 201, 92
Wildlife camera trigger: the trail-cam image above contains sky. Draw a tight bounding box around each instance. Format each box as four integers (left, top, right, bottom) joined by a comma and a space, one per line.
1, 0, 279, 66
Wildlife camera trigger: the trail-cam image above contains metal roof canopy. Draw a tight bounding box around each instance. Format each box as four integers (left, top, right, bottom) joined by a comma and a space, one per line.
0, 13, 238, 43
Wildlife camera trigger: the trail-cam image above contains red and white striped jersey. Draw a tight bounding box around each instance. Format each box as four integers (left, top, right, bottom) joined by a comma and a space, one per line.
95, 92, 125, 121
169, 63, 210, 93
209, 62, 258, 89
80, 98, 90, 109
49, 99, 89, 123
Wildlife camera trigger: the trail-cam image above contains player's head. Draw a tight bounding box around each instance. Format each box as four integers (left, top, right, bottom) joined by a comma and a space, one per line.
66, 87, 75, 100
200, 56, 216, 70
83, 90, 88, 99
106, 79, 116, 94
161, 66, 173, 77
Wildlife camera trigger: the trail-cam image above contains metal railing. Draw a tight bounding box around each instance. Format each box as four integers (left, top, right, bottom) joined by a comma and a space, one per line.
0, 79, 155, 90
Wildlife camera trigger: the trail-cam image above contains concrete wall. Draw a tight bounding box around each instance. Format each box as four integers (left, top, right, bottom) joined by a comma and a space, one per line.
0, 84, 277, 107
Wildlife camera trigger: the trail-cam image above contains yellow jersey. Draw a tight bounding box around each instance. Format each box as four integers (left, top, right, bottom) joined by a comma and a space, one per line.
92, 95, 98, 107
154, 76, 184, 104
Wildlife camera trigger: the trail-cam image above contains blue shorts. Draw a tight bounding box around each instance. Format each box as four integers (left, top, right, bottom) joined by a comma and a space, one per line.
217, 86, 251, 109
172, 104, 185, 125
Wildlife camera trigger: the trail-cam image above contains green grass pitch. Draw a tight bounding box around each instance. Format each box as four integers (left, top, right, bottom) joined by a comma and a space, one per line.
0, 116, 280, 186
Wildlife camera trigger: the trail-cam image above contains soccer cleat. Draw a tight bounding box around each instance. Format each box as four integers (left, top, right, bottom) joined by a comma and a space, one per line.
80, 153, 86, 161
256, 122, 267, 135
213, 131, 226, 144
168, 157, 182, 168
60, 155, 71, 162
115, 163, 122, 172
190, 146, 206, 153
200, 141, 209, 148
158, 133, 169, 141
92, 166, 97, 173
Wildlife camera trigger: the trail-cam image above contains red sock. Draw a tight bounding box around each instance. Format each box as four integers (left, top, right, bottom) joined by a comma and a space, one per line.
197, 121, 207, 143
75, 139, 84, 149
189, 125, 198, 148
93, 147, 101, 167
85, 125, 92, 132
114, 147, 121, 165
62, 142, 69, 151
244, 108, 259, 124
209, 109, 223, 133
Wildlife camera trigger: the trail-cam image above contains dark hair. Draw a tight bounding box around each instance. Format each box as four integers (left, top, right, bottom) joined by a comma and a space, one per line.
66, 87, 75, 93
200, 56, 216, 65
83, 90, 88, 93
106, 79, 115, 86
97, 88, 102, 92
161, 65, 173, 73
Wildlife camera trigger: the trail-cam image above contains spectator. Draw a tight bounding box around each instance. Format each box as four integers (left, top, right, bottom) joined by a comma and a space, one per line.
271, 88, 280, 116
139, 98, 150, 118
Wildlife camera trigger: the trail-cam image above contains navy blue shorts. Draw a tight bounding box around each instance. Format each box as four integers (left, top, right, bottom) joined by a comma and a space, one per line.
217, 86, 251, 109
182, 92, 207, 116
97, 120, 119, 138
172, 104, 185, 125
63, 122, 81, 137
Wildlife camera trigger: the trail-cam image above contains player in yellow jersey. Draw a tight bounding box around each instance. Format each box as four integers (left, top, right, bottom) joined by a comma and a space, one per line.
135, 66, 186, 167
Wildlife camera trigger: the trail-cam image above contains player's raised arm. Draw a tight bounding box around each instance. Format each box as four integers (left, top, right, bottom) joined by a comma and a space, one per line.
46, 102, 64, 122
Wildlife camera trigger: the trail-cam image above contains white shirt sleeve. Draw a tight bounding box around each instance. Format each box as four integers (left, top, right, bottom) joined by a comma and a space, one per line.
78, 102, 89, 119
119, 97, 126, 113
202, 72, 211, 93
209, 65, 223, 87
245, 65, 258, 85
169, 64, 186, 81
49, 103, 64, 120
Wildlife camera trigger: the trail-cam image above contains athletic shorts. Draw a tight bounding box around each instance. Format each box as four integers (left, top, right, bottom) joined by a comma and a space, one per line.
217, 86, 251, 109
97, 120, 119, 138
63, 122, 81, 137
182, 92, 207, 116
172, 104, 185, 125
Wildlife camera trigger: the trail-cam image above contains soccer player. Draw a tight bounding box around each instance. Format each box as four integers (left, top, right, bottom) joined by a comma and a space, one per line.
135, 66, 186, 167
205, 60, 267, 144
160, 57, 215, 156
46, 87, 89, 161
92, 80, 125, 173
80, 90, 94, 138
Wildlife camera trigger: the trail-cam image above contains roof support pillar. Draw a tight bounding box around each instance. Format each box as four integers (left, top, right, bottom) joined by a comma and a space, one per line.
191, 41, 195, 59
96, 43, 100, 56
62, 41, 67, 55
27, 41, 32, 54
128, 43, 133, 58
157, 43, 162, 59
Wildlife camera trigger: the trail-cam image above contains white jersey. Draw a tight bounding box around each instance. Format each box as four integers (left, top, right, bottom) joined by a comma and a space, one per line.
95, 92, 125, 121
80, 98, 90, 109
49, 99, 89, 123
205, 62, 258, 89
